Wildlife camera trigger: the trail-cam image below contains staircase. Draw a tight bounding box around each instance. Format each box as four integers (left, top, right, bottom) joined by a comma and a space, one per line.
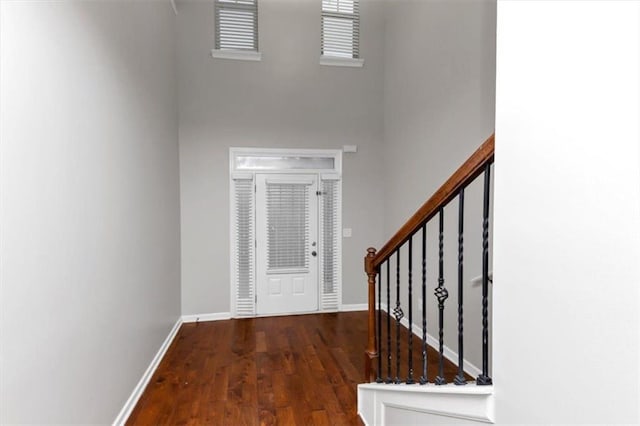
358, 135, 495, 425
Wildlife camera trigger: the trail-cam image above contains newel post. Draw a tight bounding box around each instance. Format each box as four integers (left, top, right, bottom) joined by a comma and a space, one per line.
364, 247, 378, 382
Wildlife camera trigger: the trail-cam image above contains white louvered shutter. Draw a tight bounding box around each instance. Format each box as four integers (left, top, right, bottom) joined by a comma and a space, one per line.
215, 0, 259, 51
319, 176, 341, 310
321, 0, 360, 59
232, 175, 255, 317
266, 181, 311, 272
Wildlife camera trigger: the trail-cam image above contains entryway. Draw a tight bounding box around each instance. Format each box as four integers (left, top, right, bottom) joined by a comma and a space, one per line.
229, 149, 342, 317
256, 173, 319, 315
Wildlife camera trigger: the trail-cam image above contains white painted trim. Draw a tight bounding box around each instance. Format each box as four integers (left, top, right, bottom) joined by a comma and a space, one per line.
211, 49, 262, 61
182, 312, 232, 323
340, 303, 368, 312
379, 304, 482, 378
320, 55, 365, 68
358, 383, 494, 425
113, 317, 182, 426
231, 172, 253, 181
169, 0, 177, 15
320, 173, 341, 181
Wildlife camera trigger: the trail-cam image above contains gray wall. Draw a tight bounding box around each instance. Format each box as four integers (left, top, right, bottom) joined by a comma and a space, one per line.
0, 2, 181, 423
381, 0, 496, 372
177, 0, 385, 315
382, 0, 496, 233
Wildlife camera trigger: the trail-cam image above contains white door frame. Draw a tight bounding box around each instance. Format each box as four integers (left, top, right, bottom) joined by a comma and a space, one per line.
229, 148, 342, 318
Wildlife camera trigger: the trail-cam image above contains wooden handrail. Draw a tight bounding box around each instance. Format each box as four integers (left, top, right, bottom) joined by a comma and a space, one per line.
363, 133, 495, 382
370, 133, 495, 271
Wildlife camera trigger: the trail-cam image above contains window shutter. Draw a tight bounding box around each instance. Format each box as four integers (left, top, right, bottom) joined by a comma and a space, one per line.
321, 0, 360, 59
319, 176, 340, 310
265, 181, 311, 271
215, 0, 258, 51
232, 175, 255, 317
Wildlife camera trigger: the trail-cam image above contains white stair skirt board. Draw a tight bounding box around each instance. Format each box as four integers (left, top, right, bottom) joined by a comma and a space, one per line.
113, 317, 183, 425
379, 304, 482, 378
182, 312, 232, 323
340, 303, 368, 312
358, 383, 494, 425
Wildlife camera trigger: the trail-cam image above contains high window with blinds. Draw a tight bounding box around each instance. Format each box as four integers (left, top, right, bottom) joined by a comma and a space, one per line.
321, 0, 360, 60
214, 0, 258, 52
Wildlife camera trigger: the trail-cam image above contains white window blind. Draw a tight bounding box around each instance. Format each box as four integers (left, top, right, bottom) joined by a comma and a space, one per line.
319, 177, 340, 310
232, 176, 255, 317
215, 0, 258, 51
321, 0, 360, 59
266, 182, 310, 271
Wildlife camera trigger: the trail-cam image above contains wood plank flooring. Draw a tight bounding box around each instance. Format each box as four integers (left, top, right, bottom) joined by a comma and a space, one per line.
127, 311, 464, 425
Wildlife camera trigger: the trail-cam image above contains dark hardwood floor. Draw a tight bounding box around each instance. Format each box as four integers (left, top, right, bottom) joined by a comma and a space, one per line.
127, 311, 463, 425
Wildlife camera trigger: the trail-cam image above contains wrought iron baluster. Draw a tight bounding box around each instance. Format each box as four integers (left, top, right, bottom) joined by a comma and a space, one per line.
477, 164, 493, 386
455, 189, 467, 385
376, 262, 382, 383
420, 223, 428, 385
386, 259, 392, 383
394, 249, 403, 384
434, 208, 448, 385
407, 236, 414, 384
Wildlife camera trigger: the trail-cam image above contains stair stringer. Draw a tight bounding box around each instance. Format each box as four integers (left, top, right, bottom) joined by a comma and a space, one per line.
358, 383, 494, 425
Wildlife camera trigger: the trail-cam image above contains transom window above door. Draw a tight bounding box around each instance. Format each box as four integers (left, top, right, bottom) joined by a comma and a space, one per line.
230, 149, 341, 174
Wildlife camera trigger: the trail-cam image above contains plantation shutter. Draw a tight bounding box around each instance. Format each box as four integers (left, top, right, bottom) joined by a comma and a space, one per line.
265, 180, 312, 272
232, 174, 255, 317
215, 0, 258, 51
319, 175, 340, 310
321, 0, 360, 59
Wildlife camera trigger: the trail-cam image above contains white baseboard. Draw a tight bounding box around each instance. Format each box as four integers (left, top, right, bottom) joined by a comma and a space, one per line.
181, 312, 232, 323
340, 303, 368, 312
379, 304, 481, 378
113, 317, 183, 425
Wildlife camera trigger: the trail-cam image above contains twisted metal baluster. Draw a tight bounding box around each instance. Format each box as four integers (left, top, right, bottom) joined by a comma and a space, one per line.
420, 223, 428, 385
477, 164, 493, 386
386, 259, 392, 383
454, 189, 467, 385
394, 249, 403, 384
376, 262, 383, 383
434, 208, 448, 385
407, 236, 414, 384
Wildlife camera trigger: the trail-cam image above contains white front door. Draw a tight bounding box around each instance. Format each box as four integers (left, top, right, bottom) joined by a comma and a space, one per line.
255, 174, 319, 315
